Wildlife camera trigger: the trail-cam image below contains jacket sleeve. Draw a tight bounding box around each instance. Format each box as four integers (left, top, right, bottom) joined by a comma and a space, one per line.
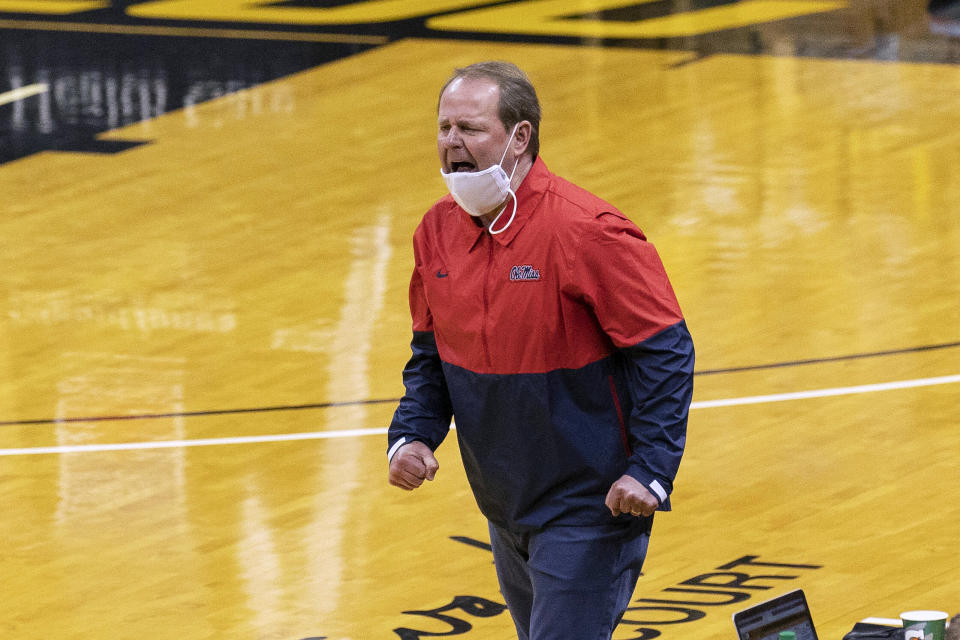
619, 320, 694, 510
575, 213, 694, 509
387, 247, 453, 461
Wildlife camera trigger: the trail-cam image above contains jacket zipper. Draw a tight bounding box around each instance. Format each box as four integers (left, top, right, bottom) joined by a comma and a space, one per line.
608, 375, 632, 456
481, 238, 494, 371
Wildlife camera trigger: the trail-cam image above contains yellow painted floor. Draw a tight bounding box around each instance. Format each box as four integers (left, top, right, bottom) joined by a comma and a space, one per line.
1, 3, 959, 639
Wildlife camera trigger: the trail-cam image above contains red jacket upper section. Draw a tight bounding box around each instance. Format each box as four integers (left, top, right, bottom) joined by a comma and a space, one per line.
410, 157, 684, 375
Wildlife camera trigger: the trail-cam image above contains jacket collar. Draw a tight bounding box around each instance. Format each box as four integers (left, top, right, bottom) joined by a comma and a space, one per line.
464, 156, 551, 251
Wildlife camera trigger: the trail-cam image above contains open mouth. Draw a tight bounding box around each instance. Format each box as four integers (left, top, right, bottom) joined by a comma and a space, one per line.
451, 161, 476, 172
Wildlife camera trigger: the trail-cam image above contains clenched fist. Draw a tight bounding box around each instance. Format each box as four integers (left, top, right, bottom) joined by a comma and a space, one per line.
605, 474, 658, 517
388, 440, 439, 491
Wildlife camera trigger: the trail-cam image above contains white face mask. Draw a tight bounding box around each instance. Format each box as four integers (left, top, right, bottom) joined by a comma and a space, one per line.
440, 123, 520, 235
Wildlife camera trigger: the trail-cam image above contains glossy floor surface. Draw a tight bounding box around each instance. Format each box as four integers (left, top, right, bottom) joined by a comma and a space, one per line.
1, 2, 959, 639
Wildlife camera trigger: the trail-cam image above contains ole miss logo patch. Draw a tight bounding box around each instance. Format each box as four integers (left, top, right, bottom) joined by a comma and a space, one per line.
509, 265, 541, 281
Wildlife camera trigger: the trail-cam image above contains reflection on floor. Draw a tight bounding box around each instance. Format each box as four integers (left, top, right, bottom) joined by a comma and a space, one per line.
1, 2, 959, 639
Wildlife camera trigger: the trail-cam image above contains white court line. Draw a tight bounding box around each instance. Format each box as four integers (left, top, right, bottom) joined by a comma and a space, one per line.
0, 83, 49, 106
0, 374, 957, 456
0, 427, 389, 456
689, 374, 960, 409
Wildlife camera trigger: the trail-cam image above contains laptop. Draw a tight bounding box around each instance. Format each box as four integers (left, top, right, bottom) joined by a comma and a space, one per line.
733, 589, 820, 640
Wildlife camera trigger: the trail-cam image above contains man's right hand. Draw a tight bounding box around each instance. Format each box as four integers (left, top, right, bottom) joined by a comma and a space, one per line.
388, 440, 439, 491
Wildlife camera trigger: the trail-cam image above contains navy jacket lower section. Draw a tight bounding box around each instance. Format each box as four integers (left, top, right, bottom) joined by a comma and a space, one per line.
389, 320, 694, 532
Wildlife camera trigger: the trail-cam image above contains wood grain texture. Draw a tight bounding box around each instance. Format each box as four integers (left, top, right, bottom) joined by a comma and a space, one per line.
1, 32, 958, 640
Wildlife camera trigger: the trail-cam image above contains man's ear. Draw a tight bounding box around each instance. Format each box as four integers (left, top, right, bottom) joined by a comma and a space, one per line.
514, 120, 532, 155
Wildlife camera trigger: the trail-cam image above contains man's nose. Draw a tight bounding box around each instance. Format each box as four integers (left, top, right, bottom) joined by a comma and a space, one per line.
439, 128, 463, 148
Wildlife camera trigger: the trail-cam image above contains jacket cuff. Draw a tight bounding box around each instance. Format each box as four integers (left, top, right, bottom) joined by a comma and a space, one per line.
625, 463, 672, 510
387, 436, 407, 462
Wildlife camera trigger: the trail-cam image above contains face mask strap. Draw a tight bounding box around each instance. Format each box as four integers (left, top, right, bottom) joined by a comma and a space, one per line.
488, 190, 517, 235
499, 122, 520, 167
487, 123, 521, 235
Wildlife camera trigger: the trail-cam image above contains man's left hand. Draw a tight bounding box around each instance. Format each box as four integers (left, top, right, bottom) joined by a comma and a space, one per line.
605, 475, 659, 517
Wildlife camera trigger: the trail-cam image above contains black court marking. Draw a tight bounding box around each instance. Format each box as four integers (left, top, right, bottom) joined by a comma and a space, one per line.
695, 340, 960, 376
450, 536, 494, 553
0, 19, 389, 44
6, 1, 960, 165
0, 398, 399, 427
32, 136, 150, 155
0, 24, 376, 164
0, 339, 956, 428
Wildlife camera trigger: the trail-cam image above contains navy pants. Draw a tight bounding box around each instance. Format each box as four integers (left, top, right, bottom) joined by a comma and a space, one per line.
488, 517, 652, 640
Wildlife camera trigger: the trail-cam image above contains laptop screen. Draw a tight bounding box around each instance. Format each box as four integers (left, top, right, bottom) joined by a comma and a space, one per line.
733, 589, 819, 640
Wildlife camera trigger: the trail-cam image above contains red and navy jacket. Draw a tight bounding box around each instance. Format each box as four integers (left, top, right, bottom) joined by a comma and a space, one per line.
389, 157, 694, 531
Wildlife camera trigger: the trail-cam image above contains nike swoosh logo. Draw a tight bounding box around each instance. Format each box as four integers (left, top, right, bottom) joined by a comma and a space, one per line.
436, 270, 449, 278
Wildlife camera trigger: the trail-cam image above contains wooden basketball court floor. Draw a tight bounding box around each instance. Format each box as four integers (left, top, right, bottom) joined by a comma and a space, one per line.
1, 2, 959, 639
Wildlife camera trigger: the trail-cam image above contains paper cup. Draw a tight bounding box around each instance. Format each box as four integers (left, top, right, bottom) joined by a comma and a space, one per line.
900, 610, 948, 640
